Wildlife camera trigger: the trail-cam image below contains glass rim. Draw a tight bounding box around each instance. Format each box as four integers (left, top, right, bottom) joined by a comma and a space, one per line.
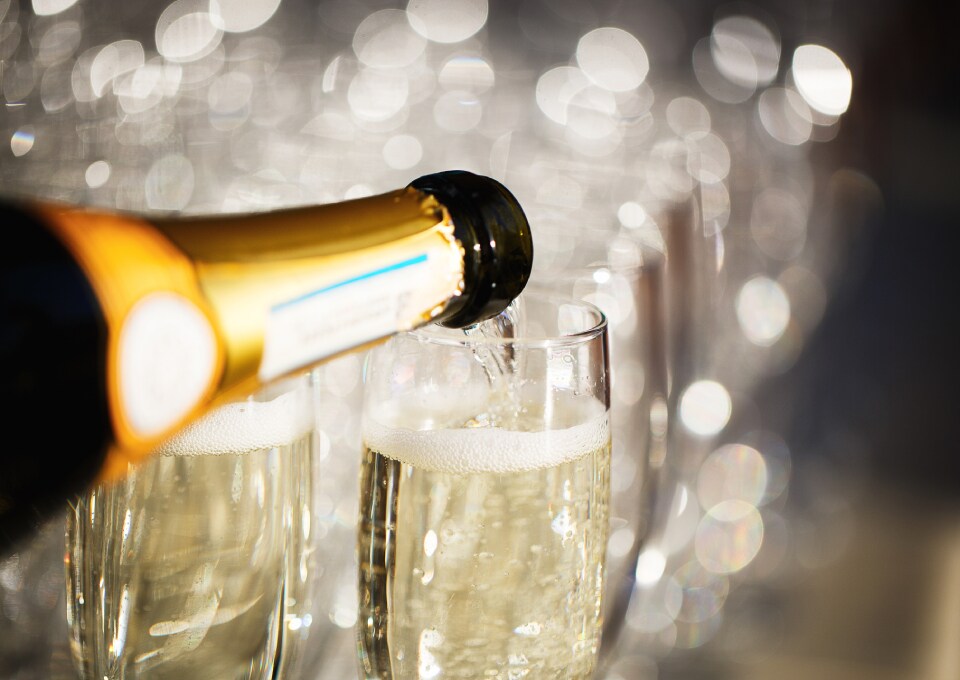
410, 290, 607, 349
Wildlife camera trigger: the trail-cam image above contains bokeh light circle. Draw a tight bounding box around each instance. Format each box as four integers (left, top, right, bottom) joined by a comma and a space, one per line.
680, 380, 732, 437
156, 0, 223, 64
85, 160, 111, 188
792, 44, 852, 116
144, 154, 194, 211
576, 27, 649, 92
673, 561, 729, 623
736, 276, 791, 346
10, 127, 35, 157
209, 0, 282, 33
383, 134, 423, 169
697, 443, 768, 509
406, 0, 488, 44
635, 548, 667, 586
695, 500, 764, 574
353, 9, 426, 68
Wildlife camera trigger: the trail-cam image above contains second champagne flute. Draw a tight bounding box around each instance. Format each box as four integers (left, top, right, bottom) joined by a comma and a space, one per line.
357, 293, 611, 680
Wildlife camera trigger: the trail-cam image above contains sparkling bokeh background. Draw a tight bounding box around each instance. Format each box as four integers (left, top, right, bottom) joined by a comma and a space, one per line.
2, 0, 958, 679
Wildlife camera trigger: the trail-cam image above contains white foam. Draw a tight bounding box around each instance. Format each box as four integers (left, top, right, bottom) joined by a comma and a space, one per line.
363, 398, 609, 474
156, 387, 314, 456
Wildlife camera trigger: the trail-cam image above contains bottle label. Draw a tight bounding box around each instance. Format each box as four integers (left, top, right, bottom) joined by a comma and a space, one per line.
117, 292, 219, 438
259, 252, 444, 381
35, 205, 223, 454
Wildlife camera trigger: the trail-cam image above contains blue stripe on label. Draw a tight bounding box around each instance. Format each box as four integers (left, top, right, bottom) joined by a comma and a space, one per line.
272, 253, 429, 311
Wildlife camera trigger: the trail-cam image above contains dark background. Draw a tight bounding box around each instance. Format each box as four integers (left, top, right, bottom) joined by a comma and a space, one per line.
758, 0, 960, 496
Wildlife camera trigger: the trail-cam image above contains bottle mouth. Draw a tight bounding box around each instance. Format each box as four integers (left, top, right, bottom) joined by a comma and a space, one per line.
409, 170, 533, 328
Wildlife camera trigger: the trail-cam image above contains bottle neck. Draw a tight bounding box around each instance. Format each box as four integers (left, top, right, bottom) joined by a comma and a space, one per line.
410, 171, 533, 327
154, 188, 446, 262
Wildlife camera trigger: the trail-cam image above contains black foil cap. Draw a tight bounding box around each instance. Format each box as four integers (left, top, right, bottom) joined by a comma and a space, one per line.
410, 171, 533, 328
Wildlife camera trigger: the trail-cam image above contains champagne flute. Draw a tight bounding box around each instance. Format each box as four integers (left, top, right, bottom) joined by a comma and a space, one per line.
357, 293, 611, 680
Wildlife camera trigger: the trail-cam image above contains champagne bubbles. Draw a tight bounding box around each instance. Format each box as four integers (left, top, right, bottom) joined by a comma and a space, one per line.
679, 381, 732, 437
792, 45, 852, 116
576, 27, 649, 92
363, 399, 608, 474
406, 0, 488, 44
156, 387, 313, 456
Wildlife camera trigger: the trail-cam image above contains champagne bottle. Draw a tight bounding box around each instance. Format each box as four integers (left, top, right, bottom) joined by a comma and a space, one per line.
0, 170, 533, 550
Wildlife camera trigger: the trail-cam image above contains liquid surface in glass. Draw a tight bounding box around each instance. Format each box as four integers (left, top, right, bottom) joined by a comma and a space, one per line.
358, 395, 610, 680
66, 388, 314, 680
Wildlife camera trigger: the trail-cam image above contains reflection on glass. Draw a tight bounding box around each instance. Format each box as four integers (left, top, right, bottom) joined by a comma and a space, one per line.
527, 225, 668, 663
66, 376, 317, 679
